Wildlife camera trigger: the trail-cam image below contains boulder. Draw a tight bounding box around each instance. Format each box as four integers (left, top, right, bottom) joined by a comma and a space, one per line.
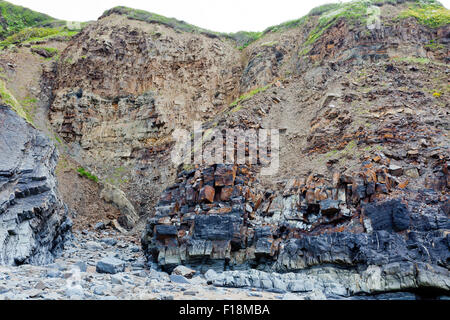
389, 165, 403, 177
96, 257, 126, 274
172, 265, 196, 279
199, 186, 215, 203
100, 183, 139, 230
169, 274, 191, 284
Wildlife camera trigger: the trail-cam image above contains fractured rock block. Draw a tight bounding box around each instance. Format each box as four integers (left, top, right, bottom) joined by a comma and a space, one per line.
220, 186, 234, 202
193, 214, 243, 241
363, 200, 410, 232
389, 165, 403, 177
202, 167, 215, 186
155, 225, 178, 238
320, 199, 340, 215
199, 186, 215, 203
215, 164, 237, 187
96, 257, 126, 274
255, 238, 273, 256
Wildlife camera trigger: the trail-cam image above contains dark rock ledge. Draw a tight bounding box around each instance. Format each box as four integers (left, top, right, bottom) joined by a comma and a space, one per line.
0, 105, 71, 266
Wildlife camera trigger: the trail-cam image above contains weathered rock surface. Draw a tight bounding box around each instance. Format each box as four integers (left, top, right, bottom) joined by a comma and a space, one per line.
0, 106, 71, 266
2, 0, 448, 300
207, 263, 450, 298
96, 257, 126, 274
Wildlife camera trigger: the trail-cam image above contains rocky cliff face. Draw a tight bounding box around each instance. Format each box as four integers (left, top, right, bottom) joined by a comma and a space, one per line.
136, 0, 450, 297
48, 13, 243, 219
0, 105, 71, 266
0, 0, 448, 299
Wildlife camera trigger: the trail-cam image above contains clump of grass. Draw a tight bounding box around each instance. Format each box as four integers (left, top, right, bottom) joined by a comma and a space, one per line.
0, 79, 34, 123
299, 1, 373, 57
425, 39, 445, 50
263, 15, 310, 34
20, 96, 38, 122
0, 27, 79, 47
399, 2, 450, 28
77, 167, 99, 183
230, 84, 271, 107
31, 45, 58, 54
393, 56, 431, 64
1, 27, 59, 46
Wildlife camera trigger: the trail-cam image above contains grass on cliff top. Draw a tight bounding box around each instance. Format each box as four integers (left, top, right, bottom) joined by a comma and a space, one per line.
103, 6, 265, 49
399, 2, 450, 27
0, 26, 79, 47
101, 1, 446, 50
0, 0, 66, 39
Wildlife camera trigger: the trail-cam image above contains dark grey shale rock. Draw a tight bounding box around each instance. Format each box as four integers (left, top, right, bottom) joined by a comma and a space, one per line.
96, 257, 126, 274
0, 105, 71, 266
363, 200, 410, 232
210, 263, 450, 298
274, 231, 450, 272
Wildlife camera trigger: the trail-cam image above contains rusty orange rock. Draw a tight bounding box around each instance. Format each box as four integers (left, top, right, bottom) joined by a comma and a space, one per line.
220, 186, 234, 202
199, 185, 215, 203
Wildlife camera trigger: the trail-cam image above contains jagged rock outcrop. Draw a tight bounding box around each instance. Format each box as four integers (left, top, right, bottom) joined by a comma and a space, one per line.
41, 0, 450, 298
0, 106, 71, 266
138, 3, 449, 299
49, 13, 244, 217
206, 262, 450, 299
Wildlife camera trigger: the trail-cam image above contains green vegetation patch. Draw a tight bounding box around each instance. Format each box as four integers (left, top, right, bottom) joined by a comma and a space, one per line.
0, 26, 78, 47
0, 79, 33, 123
31, 45, 58, 54
262, 15, 310, 35
0, 0, 61, 39
77, 167, 99, 183
299, 1, 374, 57
399, 2, 450, 28
425, 39, 445, 50
393, 56, 431, 64
102, 7, 220, 36
230, 84, 271, 107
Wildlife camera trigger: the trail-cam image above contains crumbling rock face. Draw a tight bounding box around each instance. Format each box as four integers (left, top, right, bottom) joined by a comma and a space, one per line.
42, 1, 449, 298
49, 14, 244, 216
0, 106, 71, 266
53, 14, 242, 120
50, 89, 174, 217
142, 161, 449, 278
298, 16, 448, 71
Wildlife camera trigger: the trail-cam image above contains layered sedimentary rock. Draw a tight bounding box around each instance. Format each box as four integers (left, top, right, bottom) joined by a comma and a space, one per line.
40, 0, 449, 297
49, 13, 243, 217
0, 106, 71, 266
142, 160, 449, 268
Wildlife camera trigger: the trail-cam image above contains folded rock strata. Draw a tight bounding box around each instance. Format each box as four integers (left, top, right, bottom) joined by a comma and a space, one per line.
0, 106, 71, 266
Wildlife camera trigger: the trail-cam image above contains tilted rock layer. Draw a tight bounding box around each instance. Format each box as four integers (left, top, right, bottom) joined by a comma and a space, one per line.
0, 106, 71, 266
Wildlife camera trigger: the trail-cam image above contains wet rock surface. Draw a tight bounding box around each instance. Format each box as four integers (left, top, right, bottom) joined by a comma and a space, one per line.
0, 106, 71, 266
